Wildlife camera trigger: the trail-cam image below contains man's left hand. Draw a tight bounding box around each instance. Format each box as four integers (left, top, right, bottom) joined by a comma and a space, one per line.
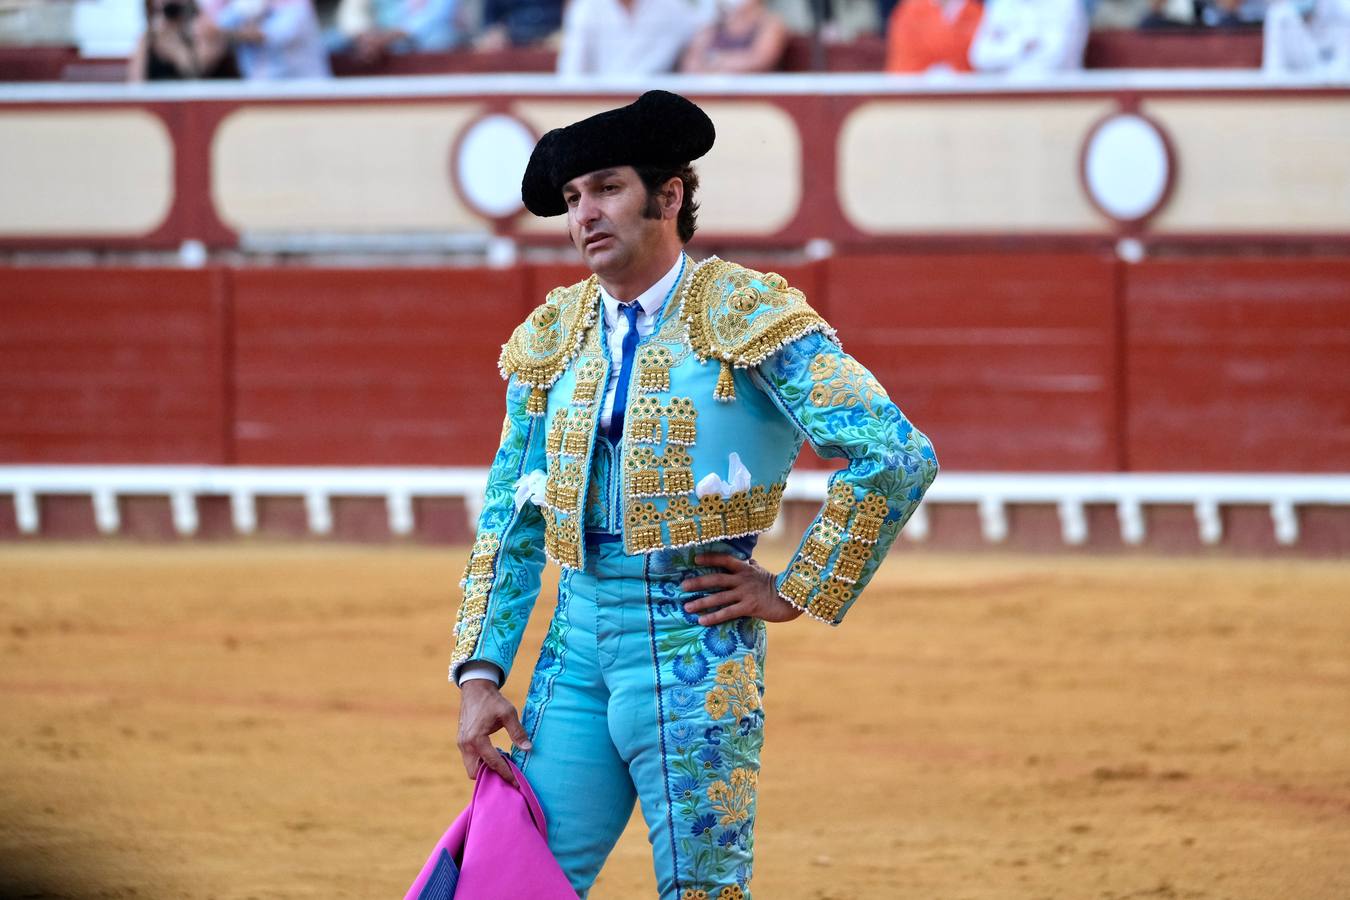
680, 553, 803, 626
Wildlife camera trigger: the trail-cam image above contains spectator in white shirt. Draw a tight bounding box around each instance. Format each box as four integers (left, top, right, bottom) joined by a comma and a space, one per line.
216, 0, 331, 78
1265, 0, 1350, 74
557, 0, 714, 77
968, 0, 1088, 74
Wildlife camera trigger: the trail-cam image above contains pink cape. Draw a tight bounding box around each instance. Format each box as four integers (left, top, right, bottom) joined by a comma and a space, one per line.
405, 754, 576, 900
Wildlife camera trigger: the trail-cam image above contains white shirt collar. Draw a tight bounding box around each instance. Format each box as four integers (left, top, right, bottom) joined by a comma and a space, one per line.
599, 253, 686, 325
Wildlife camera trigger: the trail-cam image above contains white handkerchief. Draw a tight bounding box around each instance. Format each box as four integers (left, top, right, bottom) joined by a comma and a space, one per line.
695, 471, 725, 499
696, 453, 754, 499
514, 469, 547, 511
725, 452, 752, 495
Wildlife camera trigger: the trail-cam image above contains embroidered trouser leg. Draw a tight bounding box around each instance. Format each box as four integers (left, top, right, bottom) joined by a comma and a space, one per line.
514, 541, 766, 900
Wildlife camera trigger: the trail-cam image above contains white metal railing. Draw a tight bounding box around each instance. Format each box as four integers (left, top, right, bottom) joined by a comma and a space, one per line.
2, 466, 1348, 547
4, 71, 1349, 106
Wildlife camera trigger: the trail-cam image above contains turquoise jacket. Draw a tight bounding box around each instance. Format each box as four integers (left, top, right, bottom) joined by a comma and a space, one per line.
450, 256, 938, 682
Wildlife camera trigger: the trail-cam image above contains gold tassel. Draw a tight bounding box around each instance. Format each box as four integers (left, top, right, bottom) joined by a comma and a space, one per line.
527, 386, 548, 416
714, 360, 736, 402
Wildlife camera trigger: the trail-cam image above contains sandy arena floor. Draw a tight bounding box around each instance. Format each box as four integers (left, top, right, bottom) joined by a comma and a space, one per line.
0, 544, 1347, 900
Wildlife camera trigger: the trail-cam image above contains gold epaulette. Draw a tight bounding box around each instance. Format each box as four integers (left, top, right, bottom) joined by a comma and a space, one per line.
498, 276, 601, 415
680, 258, 837, 401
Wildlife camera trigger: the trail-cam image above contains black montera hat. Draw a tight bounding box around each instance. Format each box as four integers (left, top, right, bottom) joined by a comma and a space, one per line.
520, 90, 716, 218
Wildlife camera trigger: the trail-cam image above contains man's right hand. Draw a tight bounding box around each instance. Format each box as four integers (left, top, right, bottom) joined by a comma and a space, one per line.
456, 679, 531, 786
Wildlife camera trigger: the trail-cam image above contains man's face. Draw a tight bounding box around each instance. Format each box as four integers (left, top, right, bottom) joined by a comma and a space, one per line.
562, 166, 666, 279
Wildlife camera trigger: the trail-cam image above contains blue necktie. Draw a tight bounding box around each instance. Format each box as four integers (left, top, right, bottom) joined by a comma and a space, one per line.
607, 302, 641, 444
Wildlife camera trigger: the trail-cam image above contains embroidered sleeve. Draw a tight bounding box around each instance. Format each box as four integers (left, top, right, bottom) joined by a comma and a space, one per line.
756, 331, 938, 625
448, 374, 548, 684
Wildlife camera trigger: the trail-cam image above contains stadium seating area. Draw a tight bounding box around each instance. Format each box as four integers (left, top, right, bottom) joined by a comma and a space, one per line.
0, 28, 1263, 81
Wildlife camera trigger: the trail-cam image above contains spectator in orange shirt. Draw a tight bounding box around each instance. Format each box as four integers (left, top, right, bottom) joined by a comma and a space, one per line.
885, 0, 983, 73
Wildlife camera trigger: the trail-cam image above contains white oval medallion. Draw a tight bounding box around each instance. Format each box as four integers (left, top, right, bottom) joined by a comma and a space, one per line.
1082, 113, 1174, 225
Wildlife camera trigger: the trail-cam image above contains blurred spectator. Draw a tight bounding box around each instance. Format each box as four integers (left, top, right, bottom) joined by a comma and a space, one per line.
216, 0, 332, 77
777, 0, 879, 40
128, 0, 233, 79
332, 0, 462, 60
968, 0, 1087, 72
679, 0, 788, 71
1265, 0, 1350, 71
1137, 0, 1194, 27
557, 0, 713, 75
1197, 0, 1244, 24
885, 0, 983, 72
474, 0, 563, 47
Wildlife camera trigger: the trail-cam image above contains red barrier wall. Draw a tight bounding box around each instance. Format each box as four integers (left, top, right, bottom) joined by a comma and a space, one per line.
1124, 258, 1350, 472
231, 268, 530, 466
825, 254, 1122, 471
2, 258, 1347, 472
0, 268, 228, 463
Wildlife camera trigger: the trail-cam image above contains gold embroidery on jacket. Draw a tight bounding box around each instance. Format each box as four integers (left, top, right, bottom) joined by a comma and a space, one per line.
626, 396, 663, 444
626, 501, 663, 552
466, 532, 499, 577
822, 481, 856, 527
637, 345, 673, 393
851, 492, 889, 543
696, 494, 728, 538
660, 446, 695, 496
756, 484, 780, 532
626, 447, 662, 498
561, 429, 588, 458
544, 506, 582, 569
780, 560, 820, 607
808, 578, 851, 622
571, 359, 605, 406
801, 520, 844, 568
450, 533, 502, 666
545, 461, 582, 511
833, 539, 872, 583
665, 397, 698, 446
665, 496, 699, 546
545, 412, 565, 456
807, 352, 889, 413
680, 259, 835, 390
725, 491, 751, 536
499, 278, 601, 416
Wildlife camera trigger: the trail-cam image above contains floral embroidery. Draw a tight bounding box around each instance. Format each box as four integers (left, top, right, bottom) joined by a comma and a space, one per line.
652, 563, 763, 898
707, 768, 757, 825
807, 352, 889, 414
706, 656, 761, 723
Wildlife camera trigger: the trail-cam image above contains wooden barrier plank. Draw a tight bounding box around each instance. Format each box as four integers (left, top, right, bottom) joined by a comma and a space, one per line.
1124, 258, 1350, 472
823, 253, 1121, 471
229, 268, 530, 465
0, 268, 227, 462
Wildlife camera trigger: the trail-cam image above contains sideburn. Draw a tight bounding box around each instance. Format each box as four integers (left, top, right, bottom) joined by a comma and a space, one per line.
641, 189, 665, 222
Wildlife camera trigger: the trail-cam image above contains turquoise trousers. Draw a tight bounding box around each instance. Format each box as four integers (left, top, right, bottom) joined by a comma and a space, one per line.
512, 539, 766, 900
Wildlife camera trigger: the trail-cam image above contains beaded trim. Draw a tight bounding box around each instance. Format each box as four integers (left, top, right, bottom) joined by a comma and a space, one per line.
499, 277, 601, 415
620, 483, 786, 556
449, 532, 502, 669
776, 485, 892, 625
680, 258, 838, 385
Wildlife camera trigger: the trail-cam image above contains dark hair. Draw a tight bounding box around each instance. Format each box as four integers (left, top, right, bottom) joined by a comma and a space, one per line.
634, 164, 700, 244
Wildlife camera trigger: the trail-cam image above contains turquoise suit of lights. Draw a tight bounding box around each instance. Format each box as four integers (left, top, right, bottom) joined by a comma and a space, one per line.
449, 256, 938, 899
